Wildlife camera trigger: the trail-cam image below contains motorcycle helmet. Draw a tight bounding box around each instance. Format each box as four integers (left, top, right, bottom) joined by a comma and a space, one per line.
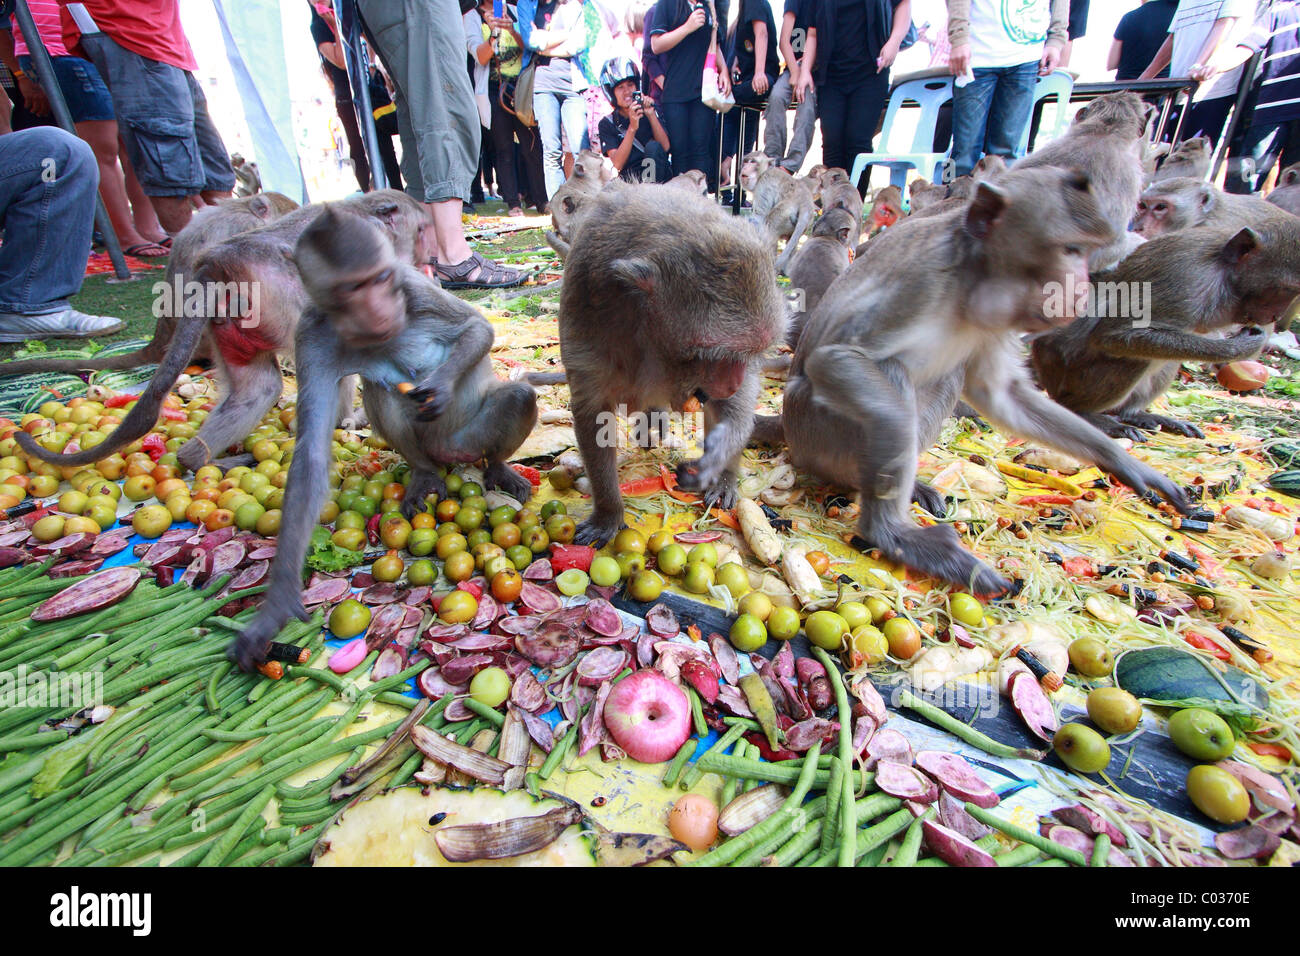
600, 56, 641, 106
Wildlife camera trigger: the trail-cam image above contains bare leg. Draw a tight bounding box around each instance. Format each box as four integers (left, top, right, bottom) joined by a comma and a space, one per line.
150, 195, 199, 234
119, 143, 167, 242
75, 120, 154, 250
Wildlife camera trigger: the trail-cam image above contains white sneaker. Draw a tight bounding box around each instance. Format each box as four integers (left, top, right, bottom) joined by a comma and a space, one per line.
0, 308, 125, 343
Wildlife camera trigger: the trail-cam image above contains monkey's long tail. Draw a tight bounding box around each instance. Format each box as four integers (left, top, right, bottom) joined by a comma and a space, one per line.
15, 313, 205, 467
0, 337, 170, 378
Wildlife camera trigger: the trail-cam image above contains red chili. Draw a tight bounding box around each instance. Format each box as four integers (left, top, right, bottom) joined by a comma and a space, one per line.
1183, 632, 1231, 661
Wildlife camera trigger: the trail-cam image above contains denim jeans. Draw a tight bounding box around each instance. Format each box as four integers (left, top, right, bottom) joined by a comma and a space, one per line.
951, 61, 1038, 177
534, 89, 590, 200
0, 128, 98, 315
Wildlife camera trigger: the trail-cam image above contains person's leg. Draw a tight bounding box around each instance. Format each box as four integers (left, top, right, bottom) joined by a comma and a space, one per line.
185, 72, 235, 204
79, 34, 204, 233
786, 85, 817, 173
949, 68, 999, 177
73, 118, 159, 252
534, 91, 566, 199
518, 120, 547, 209
0, 127, 122, 337
662, 100, 690, 178
844, 72, 890, 193
120, 151, 167, 242
689, 100, 721, 190
490, 94, 521, 209
982, 62, 1038, 163
560, 91, 589, 168
1183, 96, 1233, 148
359, 0, 517, 285
764, 71, 792, 162
818, 81, 849, 170
336, 97, 371, 191
1224, 121, 1277, 193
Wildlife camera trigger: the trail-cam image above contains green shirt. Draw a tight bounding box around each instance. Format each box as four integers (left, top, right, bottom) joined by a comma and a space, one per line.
484, 23, 525, 81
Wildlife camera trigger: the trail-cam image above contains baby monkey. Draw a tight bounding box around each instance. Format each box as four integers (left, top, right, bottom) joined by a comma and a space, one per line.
229, 210, 536, 669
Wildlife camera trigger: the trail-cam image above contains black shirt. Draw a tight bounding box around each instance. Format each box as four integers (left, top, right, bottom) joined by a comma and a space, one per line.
651, 0, 725, 104
729, 0, 777, 81
309, 10, 350, 101
827, 0, 873, 84
1114, 0, 1176, 80
599, 110, 656, 178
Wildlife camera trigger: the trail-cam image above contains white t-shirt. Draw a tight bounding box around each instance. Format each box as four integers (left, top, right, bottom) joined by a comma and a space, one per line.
968, 0, 1052, 69
1170, 0, 1259, 101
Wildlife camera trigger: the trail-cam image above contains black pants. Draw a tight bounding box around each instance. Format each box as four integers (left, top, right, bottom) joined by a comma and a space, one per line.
722, 75, 774, 160
1225, 118, 1300, 193
335, 97, 370, 192
375, 110, 403, 190
487, 83, 544, 207
619, 140, 674, 183
663, 98, 719, 190
818, 70, 891, 193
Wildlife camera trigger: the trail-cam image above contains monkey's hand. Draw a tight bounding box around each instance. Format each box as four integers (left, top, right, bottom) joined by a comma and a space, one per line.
1226, 325, 1267, 360
1106, 456, 1192, 514
409, 379, 454, 422
226, 599, 306, 672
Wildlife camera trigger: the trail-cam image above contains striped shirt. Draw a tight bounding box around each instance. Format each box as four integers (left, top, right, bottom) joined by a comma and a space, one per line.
4, 0, 72, 58
1244, 1, 1300, 124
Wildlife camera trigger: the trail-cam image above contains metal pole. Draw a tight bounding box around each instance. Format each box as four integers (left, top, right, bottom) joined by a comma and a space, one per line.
334, 0, 386, 190
13, 0, 130, 279
1209, 49, 1263, 182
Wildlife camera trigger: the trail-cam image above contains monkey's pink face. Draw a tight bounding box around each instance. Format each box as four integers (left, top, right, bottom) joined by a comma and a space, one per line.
1132, 198, 1170, 238
739, 162, 760, 193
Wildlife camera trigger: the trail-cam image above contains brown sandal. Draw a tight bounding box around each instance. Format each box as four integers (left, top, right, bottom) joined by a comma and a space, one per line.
435, 251, 525, 289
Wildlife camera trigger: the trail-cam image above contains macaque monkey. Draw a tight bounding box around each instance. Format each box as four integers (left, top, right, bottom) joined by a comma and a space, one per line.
558, 184, 784, 547
227, 209, 536, 670
16, 191, 430, 473
908, 179, 948, 214
739, 151, 816, 275
770, 167, 1190, 594
1151, 135, 1212, 182
1015, 92, 1153, 269
1133, 177, 1299, 238
545, 150, 619, 252
786, 207, 856, 350
867, 185, 903, 236
667, 170, 709, 194
0, 192, 299, 377
1031, 223, 1300, 440
1266, 163, 1300, 216
819, 180, 864, 245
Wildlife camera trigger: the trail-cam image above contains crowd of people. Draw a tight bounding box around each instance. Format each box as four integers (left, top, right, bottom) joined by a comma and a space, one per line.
3, 0, 1300, 341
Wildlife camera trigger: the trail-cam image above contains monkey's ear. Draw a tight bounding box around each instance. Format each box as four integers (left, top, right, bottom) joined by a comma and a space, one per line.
1063, 169, 1092, 193
248, 195, 273, 219
965, 183, 1007, 240
837, 225, 853, 244
1197, 186, 1217, 211
1284, 168, 1300, 187
368, 201, 402, 230
609, 257, 659, 295
1221, 228, 1259, 265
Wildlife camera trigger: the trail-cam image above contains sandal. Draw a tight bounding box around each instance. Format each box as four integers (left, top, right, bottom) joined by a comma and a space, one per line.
435, 251, 526, 290
124, 242, 170, 259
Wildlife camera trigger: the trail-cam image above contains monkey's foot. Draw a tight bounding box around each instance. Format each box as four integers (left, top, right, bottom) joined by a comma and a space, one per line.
176, 438, 213, 473
484, 462, 533, 502
339, 409, 369, 430
401, 470, 446, 519
1091, 413, 1148, 443
911, 480, 947, 517
1116, 411, 1204, 439
858, 520, 1012, 597
574, 512, 626, 548
951, 401, 987, 428
209, 453, 256, 472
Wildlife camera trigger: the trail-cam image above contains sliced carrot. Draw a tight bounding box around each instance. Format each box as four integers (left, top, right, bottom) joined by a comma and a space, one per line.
710, 508, 740, 530
619, 475, 665, 497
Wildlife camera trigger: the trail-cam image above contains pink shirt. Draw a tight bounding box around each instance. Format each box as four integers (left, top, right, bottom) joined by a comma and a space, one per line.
11, 1, 72, 58
60, 0, 197, 72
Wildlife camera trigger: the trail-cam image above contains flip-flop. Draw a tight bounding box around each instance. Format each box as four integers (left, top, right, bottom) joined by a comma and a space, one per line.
124, 242, 170, 259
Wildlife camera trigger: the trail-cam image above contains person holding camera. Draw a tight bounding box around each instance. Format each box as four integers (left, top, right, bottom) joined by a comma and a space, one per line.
597, 56, 673, 182
650, 0, 728, 190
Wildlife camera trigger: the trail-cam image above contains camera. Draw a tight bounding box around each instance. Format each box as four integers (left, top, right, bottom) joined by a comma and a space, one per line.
632, 91, 643, 107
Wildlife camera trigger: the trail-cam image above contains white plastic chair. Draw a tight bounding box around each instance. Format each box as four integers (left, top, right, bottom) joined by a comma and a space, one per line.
848, 68, 955, 192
